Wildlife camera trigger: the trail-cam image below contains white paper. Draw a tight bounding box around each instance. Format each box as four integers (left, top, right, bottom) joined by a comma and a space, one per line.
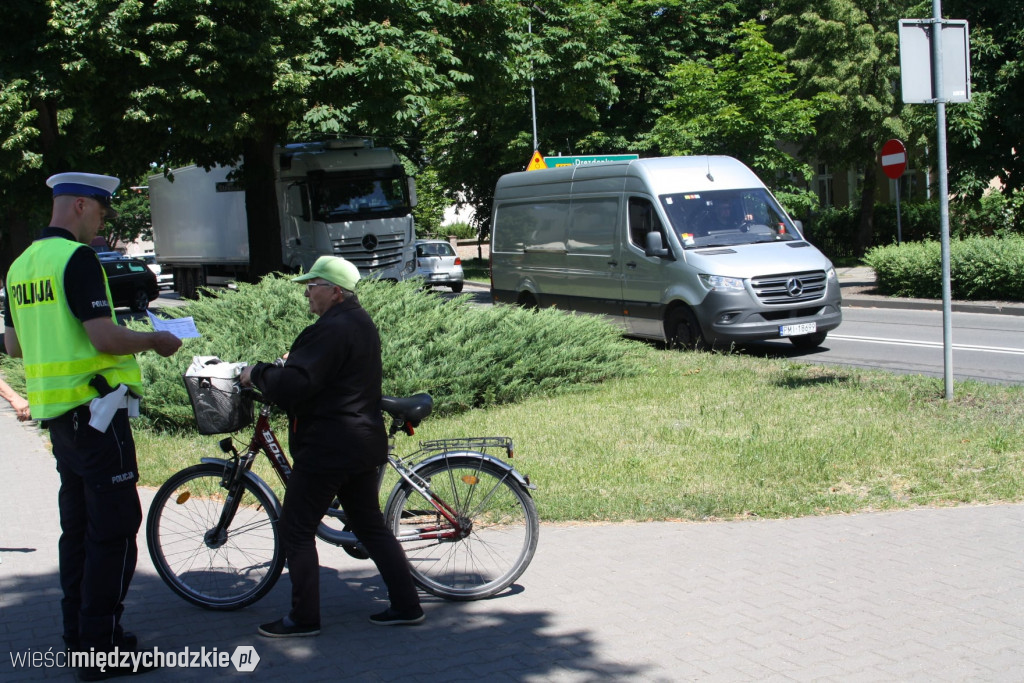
148, 311, 201, 339
89, 383, 129, 432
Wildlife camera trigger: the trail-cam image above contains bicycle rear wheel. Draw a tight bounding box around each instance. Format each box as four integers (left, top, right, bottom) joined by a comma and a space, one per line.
146, 463, 284, 610
384, 455, 539, 600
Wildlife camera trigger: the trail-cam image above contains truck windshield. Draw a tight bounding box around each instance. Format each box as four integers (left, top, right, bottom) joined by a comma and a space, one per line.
311, 169, 410, 222
659, 189, 801, 249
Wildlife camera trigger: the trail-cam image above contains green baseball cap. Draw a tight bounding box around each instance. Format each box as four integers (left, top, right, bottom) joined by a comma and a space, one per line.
291, 256, 361, 290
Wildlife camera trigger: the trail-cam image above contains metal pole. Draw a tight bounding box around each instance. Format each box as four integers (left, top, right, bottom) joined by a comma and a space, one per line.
529, 19, 539, 151
895, 179, 903, 245
933, 0, 954, 399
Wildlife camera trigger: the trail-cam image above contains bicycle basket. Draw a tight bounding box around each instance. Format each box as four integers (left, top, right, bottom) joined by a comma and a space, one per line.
183, 362, 253, 435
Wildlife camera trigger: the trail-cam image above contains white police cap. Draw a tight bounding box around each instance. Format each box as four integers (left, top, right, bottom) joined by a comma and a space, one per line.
47, 172, 120, 219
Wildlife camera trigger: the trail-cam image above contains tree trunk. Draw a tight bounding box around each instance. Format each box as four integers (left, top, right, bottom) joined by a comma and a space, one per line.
241, 125, 284, 283
1, 208, 34, 279
856, 162, 879, 255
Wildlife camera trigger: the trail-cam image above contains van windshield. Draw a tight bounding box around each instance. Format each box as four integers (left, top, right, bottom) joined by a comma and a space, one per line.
659, 189, 801, 249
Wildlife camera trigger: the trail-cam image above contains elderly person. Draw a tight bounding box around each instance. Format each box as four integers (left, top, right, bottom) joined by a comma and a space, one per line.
240, 256, 422, 637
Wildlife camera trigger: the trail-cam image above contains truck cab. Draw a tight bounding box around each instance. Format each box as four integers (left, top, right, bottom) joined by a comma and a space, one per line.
277, 139, 417, 281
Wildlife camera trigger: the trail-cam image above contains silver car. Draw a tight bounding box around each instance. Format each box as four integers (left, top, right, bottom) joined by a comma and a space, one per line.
415, 240, 464, 293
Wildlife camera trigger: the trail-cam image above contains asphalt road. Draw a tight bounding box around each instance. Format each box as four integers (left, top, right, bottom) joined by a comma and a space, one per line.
743, 306, 1024, 384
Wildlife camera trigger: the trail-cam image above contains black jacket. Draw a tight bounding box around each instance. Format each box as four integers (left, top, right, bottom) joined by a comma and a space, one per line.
249, 295, 387, 473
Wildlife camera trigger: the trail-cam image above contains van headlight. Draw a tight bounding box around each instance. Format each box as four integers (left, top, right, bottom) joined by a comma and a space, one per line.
826, 266, 837, 281
699, 274, 745, 291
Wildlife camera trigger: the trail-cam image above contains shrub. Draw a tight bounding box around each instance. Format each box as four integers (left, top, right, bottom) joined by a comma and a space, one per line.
863, 240, 942, 298
804, 195, 1023, 261
419, 221, 477, 240
803, 203, 940, 261
864, 235, 1024, 301
82, 275, 645, 431
803, 206, 860, 261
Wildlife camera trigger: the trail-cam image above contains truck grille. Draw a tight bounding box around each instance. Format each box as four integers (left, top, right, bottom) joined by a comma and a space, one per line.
332, 233, 406, 270
750, 270, 827, 305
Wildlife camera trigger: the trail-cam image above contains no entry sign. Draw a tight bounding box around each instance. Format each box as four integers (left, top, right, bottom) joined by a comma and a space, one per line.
881, 139, 907, 180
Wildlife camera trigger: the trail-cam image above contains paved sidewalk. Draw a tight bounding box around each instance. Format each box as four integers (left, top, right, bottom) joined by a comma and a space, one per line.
2, 403, 1024, 681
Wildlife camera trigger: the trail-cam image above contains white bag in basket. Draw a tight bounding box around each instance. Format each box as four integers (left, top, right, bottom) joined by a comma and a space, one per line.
184, 356, 252, 435
186, 356, 248, 381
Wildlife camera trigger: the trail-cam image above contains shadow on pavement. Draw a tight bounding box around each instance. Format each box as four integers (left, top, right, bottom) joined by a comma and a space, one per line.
0, 565, 644, 680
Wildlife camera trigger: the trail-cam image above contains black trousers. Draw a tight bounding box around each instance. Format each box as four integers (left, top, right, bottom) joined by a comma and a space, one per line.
280, 466, 420, 626
47, 407, 141, 650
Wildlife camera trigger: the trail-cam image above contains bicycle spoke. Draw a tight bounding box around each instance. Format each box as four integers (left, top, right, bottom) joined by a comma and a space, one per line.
386, 456, 538, 600
147, 466, 284, 610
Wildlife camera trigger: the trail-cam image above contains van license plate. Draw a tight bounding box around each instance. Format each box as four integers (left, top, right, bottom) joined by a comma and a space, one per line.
780, 322, 816, 337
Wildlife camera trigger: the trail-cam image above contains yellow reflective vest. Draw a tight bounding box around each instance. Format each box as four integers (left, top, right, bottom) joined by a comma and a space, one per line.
6, 237, 143, 419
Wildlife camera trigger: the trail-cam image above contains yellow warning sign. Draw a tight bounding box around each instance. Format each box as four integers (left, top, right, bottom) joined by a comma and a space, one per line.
525, 150, 547, 171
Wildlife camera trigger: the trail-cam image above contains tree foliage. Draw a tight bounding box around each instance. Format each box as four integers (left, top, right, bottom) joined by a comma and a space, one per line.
420, 0, 629, 236
647, 21, 833, 215
767, 0, 913, 252
941, 1, 1024, 202
1, 0, 1020, 271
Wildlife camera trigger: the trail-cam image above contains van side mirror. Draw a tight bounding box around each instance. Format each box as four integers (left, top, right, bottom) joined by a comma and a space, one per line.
793, 219, 803, 234
407, 178, 418, 208
645, 231, 671, 259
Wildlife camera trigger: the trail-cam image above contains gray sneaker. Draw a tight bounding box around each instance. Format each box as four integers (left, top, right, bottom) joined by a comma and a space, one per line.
258, 618, 320, 638
369, 607, 425, 626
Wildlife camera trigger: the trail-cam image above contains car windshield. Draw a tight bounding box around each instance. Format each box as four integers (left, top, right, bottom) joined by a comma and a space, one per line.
659, 188, 801, 249
417, 242, 455, 258
311, 170, 411, 222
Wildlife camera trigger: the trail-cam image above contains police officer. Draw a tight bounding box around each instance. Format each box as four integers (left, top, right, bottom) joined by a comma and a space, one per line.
4, 172, 182, 678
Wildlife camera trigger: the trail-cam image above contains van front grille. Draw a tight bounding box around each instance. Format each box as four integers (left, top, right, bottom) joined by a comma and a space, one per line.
750, 270, 827, 304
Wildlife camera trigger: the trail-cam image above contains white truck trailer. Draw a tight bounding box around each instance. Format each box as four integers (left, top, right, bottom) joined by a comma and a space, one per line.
149, 139, 418, 297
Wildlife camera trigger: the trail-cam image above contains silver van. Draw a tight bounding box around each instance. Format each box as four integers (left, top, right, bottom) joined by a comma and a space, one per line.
490, 156, 842, 348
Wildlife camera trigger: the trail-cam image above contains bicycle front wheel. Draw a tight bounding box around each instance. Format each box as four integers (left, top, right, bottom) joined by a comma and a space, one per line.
385, 455, 539, 600
146, 463, 285, 610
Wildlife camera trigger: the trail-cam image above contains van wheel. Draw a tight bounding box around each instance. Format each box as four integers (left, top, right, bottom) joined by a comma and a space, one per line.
790, 331, 828, 349
666, 307, 707, 351
450, 283, 463, 293
517, 292, 538, 309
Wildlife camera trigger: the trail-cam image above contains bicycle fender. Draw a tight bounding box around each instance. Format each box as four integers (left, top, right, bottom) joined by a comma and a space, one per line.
199, 457, 283, 516
414, 451, 537, 490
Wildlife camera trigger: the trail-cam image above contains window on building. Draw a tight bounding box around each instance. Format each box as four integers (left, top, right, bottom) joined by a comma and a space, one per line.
816, 163, 834, 208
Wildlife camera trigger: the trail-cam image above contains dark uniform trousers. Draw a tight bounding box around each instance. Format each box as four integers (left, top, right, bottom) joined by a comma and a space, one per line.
46, 406, 141, 650
281, 466, 420, 627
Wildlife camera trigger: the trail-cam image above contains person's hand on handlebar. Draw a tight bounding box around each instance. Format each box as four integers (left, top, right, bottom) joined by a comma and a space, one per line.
239, 354, 287, 389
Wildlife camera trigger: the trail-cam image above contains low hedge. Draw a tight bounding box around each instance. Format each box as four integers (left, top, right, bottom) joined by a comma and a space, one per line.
2, 276, 645, 432
804, 191, 1023, 261
863, 235, 1024, 301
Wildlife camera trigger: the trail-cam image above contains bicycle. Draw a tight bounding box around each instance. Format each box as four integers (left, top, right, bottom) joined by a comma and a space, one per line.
145, 388, 539, 610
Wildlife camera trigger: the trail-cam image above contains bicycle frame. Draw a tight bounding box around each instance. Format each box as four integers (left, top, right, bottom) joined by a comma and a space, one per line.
148, 388, 539, 607
203, 400, 519, 549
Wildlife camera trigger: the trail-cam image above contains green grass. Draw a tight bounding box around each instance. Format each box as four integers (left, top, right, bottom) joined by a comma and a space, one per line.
462, 257, 489, 282
134, 348, 1024, 523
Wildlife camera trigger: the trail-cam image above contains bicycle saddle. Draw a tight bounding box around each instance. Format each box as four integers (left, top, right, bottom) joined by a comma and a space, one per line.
380, 393, 433, 426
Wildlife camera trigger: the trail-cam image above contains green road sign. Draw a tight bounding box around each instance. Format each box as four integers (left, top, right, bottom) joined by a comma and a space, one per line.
543, 154, 639, 168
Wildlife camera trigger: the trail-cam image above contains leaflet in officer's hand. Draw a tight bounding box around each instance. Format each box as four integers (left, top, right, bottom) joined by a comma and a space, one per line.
147, 311, 201, 339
